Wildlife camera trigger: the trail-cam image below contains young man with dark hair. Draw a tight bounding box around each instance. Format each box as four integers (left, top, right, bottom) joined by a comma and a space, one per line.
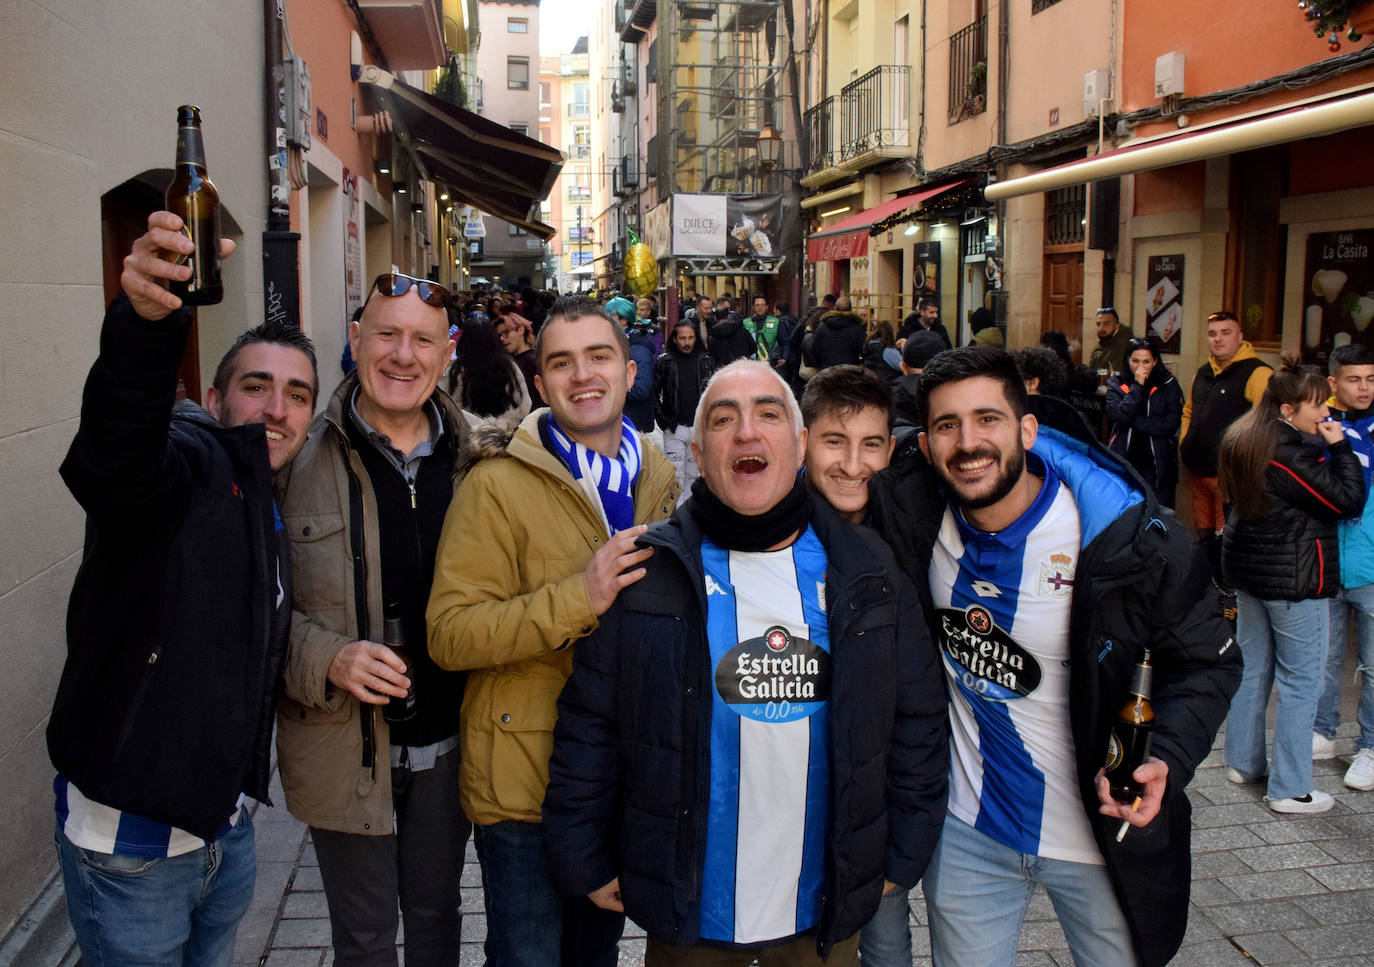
655, 318, 715, 500
1316, 342, 1374, 787
428, 296, 679, 966
800, 365, 896, 524
1088, 307, 1131, 376
52, 212, 317, 966
897, 296, 951, 351
869, 346, 1240, 967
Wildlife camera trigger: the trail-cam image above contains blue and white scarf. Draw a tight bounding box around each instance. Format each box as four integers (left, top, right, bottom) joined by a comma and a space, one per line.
545, 414, 642, 534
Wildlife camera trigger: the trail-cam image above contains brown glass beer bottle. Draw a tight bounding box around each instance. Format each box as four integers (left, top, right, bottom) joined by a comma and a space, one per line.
165, 105, 223, 306
1104, 649, 1155, 803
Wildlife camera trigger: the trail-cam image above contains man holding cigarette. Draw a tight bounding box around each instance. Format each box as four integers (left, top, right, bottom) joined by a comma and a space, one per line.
868, 346, 1240, 967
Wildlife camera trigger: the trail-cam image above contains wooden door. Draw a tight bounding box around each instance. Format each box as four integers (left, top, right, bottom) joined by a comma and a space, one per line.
1041, 250, 1084, 361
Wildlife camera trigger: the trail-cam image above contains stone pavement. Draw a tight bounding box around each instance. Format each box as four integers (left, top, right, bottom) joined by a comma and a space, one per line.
235, 721, 1374, 967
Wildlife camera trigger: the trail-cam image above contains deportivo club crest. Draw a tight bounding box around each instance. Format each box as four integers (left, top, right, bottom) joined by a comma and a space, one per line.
1038, 552, 1075, 600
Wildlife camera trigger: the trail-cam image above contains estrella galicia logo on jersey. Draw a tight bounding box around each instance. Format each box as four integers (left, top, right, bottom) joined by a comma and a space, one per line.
936, 605, 1042, 701
715, 630, 831, 723
764, 625, 790, 652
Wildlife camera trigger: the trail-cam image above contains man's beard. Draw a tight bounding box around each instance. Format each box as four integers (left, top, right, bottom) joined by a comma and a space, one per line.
937, 445, 1026, 510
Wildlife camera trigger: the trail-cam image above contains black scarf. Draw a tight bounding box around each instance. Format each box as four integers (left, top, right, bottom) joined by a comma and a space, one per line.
689, 475, 812, 551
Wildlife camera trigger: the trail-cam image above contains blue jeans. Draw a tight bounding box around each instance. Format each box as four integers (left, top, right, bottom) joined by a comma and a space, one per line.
58, 810, 255, 967
474, 820, 623, 967
923, 814, 1134, 967
857, 886, 912, 966
1224, 591, 1330, 799
1316, 584, 1374, 750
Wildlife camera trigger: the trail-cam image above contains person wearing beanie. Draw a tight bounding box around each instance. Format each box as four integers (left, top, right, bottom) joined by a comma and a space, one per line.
893, 330, 947, 430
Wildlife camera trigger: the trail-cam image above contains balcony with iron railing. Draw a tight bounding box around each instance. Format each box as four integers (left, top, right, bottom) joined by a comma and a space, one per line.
567, 143, 591, 160
567, 183, 592, 200
803, 65, 911, 181
948, 16, 988, 124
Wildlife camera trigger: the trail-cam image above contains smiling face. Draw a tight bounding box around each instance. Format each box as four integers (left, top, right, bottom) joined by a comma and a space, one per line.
804, 405, 894, 522
919, 375, 1040, 531
692, 365, 805, 517
350, 291, 452, 428
534, 313, 634, 454
920, 303, 939, 327
206, 342, 316, 471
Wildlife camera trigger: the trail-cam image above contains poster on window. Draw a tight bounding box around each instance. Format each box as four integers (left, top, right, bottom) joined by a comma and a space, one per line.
1144, 254, 1185, 355
912, 241, 940, 302
343, 168, 364, 324
1302, 230, 1374, 365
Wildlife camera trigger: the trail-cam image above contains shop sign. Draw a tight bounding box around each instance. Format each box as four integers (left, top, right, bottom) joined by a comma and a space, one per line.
1303, 230, 1374, 364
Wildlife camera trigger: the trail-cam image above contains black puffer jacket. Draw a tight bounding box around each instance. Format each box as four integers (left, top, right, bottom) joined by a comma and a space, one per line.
1222, 424, 1364, 601
50, 295, 290, 840
707, 317, 757, 366
1105, 369, 1184, 506
542, 497, 948, 957
868, 393, 1241, 967
806, 311, 866, 369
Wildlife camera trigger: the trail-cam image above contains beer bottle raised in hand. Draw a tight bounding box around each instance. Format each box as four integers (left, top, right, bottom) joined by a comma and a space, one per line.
1104, 649, 1155, 803
381, 601, 417, 724
165, 105, 223, 306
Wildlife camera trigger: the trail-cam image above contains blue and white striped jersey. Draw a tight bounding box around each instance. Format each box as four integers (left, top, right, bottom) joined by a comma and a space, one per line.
928, 454, 1102, 864
55, 775, 242, 858
698, 528, 831, 945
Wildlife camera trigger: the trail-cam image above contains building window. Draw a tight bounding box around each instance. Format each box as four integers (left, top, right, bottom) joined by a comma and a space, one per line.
509, 221, 529, 236
1230, 147, 1287, 347
948, 17, 988, 124
508, 17, 528, 32
1031, 0, 1065, 12
1045, 185, 1085, 246
508, 57, 530, 90
540, 81, 552, 105
509, 123, 529, 137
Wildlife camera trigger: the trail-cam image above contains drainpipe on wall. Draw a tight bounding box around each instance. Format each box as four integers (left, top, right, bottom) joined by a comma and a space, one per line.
263, 0, 301, 328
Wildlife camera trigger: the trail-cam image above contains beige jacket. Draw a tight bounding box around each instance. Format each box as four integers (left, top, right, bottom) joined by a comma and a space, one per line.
273, 374, 470, 834
426, 409, 679, 826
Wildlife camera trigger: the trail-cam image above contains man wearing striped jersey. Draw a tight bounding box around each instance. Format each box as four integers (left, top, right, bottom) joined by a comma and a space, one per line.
868, 347, 1239, 967
49, 214, 317, 966
543, 360, 947, 966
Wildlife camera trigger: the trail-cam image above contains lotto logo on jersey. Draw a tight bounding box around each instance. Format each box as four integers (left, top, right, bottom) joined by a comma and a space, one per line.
715, 628, 832, 723
936, 605, 1043, 701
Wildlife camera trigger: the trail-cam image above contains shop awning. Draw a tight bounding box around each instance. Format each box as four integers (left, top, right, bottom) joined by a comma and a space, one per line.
807, 179, 970, 261
985, 88, 1374, 202
358, 66, 563, 239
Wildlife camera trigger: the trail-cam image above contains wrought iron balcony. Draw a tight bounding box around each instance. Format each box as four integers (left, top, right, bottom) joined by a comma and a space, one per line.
803, 96, 837, 176
948, 17, 988, 124
839, 65, 911, 160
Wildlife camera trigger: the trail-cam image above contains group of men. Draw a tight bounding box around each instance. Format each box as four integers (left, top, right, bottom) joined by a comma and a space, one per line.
53, 212, 1241, 967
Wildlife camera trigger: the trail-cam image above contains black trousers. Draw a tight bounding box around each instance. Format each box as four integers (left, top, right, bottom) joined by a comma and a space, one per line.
311, 746, 471, 967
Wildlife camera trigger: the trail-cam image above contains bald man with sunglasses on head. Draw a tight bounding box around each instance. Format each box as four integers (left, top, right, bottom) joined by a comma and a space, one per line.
274, 272, 473, 967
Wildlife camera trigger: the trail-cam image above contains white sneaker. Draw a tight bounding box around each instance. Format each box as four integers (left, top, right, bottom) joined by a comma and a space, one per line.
1226, 767, 1255, 784
1345, 749, 1374, 791
1313, 731, 1338, 760
1265, 790, 1335, 814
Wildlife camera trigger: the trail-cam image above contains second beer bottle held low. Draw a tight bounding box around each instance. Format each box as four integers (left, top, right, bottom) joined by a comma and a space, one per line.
165, 104, 223, 306
382, 601, 417, 724
1104, 649, 1155, 803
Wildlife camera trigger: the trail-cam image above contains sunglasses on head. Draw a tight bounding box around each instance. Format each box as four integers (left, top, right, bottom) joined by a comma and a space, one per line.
1207, 311, 1239, 323
369, 273, 451, 308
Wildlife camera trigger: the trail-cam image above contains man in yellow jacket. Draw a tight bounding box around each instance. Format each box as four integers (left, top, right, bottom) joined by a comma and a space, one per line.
428, 297, 680, 967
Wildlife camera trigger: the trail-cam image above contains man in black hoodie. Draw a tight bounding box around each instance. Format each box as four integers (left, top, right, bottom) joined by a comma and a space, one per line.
805, 295, 866, 370
708, 296, 757, 366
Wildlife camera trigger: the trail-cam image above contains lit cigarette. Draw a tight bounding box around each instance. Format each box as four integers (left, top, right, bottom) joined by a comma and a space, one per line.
1116, 796, 1142, 842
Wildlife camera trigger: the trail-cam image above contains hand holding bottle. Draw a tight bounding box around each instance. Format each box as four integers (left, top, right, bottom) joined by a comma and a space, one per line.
1096, 757, 1169, 831
120, 211, 235, 320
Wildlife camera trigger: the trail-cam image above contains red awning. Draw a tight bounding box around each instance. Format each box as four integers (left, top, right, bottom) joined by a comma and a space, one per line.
807, 179, 969, 262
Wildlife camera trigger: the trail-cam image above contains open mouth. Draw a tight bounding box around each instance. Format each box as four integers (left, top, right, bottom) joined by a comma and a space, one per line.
571, 390, 604, 403
828, 474, 867, 491
383, 371, 417, 382
265, 430, 286, 442
734, 455, 768, 475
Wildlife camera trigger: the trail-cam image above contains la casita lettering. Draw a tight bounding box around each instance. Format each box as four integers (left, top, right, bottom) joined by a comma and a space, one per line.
936, 606, 1042, 701
715, 626, 831, 722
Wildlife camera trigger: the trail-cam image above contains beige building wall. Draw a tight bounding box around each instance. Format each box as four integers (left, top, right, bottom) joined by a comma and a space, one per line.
0, 0, 268, 935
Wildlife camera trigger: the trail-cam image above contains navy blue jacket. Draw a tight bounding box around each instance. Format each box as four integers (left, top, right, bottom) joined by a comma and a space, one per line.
625, 326, 657, 432
50, 296, 290, 840
1105, 369, 1183, 506
543, 496, 948, 956
868, 393, 1241, 967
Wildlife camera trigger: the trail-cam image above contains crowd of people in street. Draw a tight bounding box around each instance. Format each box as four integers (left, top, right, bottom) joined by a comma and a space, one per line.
46, 209, 1374, 967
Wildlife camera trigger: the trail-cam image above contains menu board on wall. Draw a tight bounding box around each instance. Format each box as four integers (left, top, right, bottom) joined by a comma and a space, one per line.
1144, 254, 1185, 354
1303, 230, 1374, 366
913, 241, 940, 304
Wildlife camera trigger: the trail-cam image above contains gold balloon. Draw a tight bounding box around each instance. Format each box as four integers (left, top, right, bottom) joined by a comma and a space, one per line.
624, 235, 658, 297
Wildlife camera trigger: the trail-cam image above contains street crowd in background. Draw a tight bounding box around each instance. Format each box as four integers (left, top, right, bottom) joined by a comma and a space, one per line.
46, 210, 1374, 967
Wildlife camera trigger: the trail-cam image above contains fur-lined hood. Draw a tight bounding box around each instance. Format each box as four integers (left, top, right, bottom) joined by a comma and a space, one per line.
467, 409, 532, 461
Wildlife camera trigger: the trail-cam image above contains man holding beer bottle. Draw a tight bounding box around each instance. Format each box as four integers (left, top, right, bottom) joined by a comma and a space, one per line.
867, 346, 1240, 967
274, 273, 471, 966
50, 212, 318, 966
